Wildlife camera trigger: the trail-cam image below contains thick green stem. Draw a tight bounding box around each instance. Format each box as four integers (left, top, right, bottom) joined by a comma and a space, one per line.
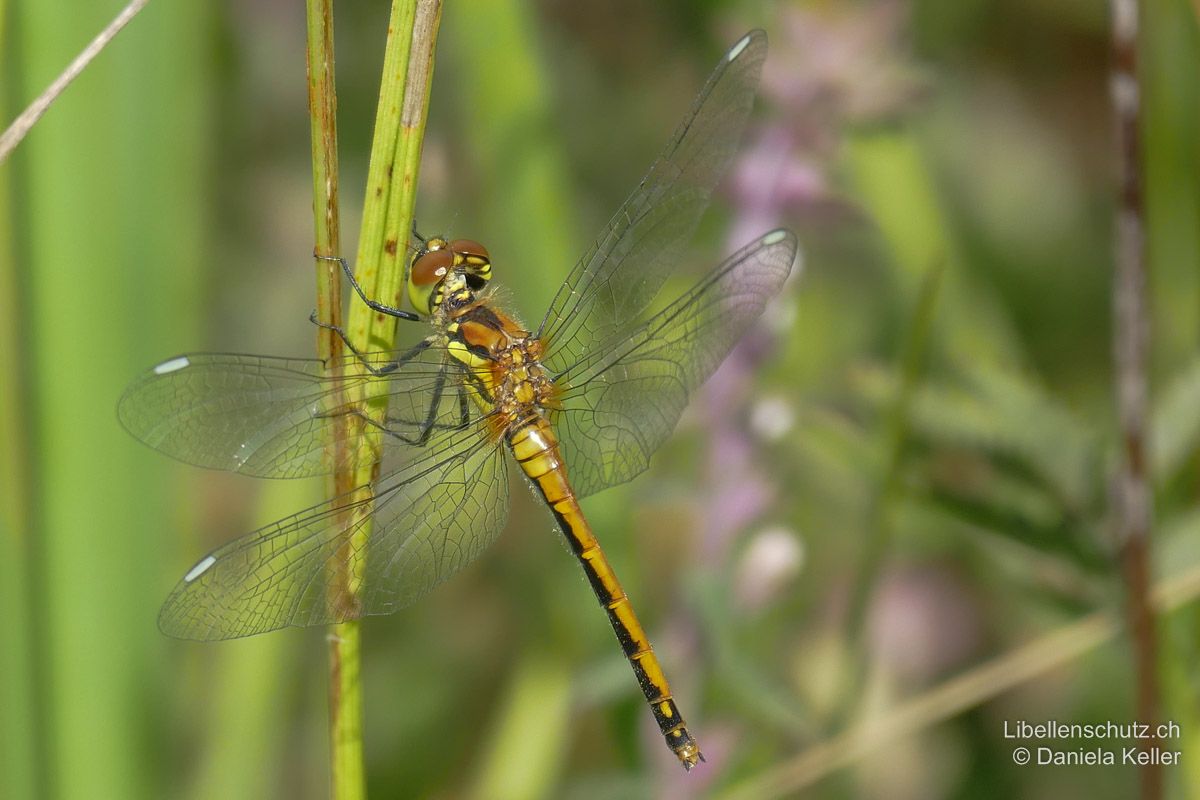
341, 0, 442, 592
306, 2, 442, 797
347, 0, 441, 351
0, 78, 42, 800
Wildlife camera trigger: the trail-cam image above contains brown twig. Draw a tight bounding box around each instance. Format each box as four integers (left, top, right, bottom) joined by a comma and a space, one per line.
0, 0, 150, 163
1109, 1, 1160, 798
302, 0, 365, 795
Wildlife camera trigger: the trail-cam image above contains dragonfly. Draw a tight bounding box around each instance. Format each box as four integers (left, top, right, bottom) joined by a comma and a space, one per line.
119, 29, 796, 770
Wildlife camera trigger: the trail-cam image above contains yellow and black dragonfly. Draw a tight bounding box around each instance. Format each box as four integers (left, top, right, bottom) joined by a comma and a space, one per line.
119, 29, 796, 769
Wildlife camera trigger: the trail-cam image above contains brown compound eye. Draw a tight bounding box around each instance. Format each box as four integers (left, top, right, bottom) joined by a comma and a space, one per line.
450, 239, 490, 265
410, 247, 455, 287
449, 239, 492, 291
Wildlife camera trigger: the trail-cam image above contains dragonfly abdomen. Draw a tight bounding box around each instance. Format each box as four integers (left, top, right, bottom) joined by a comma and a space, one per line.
506, 416, 704, 770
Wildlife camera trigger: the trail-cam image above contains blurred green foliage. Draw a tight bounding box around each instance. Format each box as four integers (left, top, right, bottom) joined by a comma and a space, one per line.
4, 1, 1200, 799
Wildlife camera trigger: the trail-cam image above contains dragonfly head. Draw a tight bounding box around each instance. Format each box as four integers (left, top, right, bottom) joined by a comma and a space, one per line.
407, 237, 493, 315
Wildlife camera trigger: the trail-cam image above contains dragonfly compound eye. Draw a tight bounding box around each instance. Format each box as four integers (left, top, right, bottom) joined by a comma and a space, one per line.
411, 246, 455, 286
408, 247, 456, 315
450, 239, 492, 289
449, 239, 490, 263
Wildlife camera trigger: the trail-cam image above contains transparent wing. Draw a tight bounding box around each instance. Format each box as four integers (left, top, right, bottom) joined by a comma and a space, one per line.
537, 30, 767, 374
550, 230, 797, 499
118, 347, 477, 479
158, 418, 509, 640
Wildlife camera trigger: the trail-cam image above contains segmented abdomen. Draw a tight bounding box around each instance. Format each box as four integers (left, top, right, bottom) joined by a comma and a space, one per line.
506, 415, 703, 769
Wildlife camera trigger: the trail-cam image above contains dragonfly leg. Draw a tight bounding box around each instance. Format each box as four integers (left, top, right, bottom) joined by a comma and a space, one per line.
377, 416, 468, 435
358, 408, 450, 446
314, 251, 421, 322
457, 378, 470, 428
315, 388, 457, 446
309, 312, 432, 376
383, 376, 474, 434
377, 361, 480, 445
320, 363, 459, 447
386, 365, 449, 446
308, 312, 363, 363
313, 404, 428, 447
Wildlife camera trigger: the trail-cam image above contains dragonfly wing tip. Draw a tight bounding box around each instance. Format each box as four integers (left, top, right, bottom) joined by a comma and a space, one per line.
727, 33, 753, 62
153, 356, 191, 375
183, 554, 217, 583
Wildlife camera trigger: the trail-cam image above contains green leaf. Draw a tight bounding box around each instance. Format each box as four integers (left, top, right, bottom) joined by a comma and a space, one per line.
1152, 355, 1200, 482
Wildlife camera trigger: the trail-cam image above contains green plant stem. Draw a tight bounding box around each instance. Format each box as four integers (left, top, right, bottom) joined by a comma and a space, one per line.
303, 0, 364, 796
328, 624, 364, 800
836, 262, 942, 727
348, 0, 440, 353
0, 85, 42, 800
307, 2, 442, 798
343, 0, 442, 523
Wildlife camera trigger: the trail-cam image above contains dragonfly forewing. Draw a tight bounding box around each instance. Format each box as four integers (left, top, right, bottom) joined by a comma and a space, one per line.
118, 349, 478, 479
538, 30, 768, 377
550, 229, 798, 499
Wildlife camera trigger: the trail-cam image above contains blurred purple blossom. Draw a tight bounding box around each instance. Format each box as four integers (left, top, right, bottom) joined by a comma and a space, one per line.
654, 7, 919, 783
727, 126, 832, 248
698, 329, 779, 564
749, 394, 797, 441
734, 526, 806, 612
761, 1, 919, 124
867, 563, 984, 682
702, 0, 920, 557
726, 0, 921, 243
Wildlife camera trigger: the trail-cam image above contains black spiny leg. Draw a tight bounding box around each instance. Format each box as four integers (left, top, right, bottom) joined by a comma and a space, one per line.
313, 378, 447, 447
318, 360, 476, 447
315, 252, 421, 322
457, 380, 470, 429
390, 365, 449, 446
309, 312, 432, 376
380, 360, 476, 437
308, 323, 444, 441
370, 391, 477, 446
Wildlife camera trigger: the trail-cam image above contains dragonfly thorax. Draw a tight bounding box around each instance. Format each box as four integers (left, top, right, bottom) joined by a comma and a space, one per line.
444, 302, 558, 438
407, 236, 492, 316
488, 335, 557, 436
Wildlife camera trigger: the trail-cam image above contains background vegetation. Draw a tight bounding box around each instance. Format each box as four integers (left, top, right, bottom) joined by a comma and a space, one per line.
4, 0, 1200, 798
